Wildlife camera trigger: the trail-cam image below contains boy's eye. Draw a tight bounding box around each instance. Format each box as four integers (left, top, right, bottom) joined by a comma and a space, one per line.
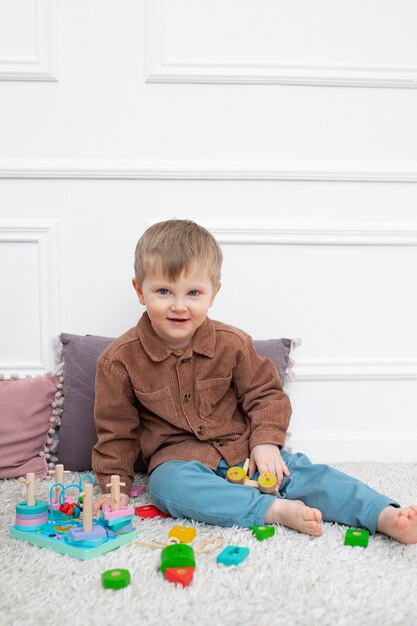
188, 290, 199, 297
158, 288, 170, 295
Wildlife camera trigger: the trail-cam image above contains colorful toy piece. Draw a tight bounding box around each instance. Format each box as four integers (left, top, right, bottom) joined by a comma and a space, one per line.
344, 528, 369, 547
10, 473, 137, 560
130, 484, 146, 497
168, 526, 197, 543
249, 525, 275, 541
135, 505, 171, 519
226, 459, 278, 496
160, 544, 196, 573
102, 568, 131, 589
164, 567, 195, 588
217, 546, 250, 566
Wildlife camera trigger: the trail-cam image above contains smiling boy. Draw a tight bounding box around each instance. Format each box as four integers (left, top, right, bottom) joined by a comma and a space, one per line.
92, 219, 417, 543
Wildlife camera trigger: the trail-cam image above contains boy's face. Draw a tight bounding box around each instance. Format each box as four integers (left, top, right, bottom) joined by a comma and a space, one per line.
133, 264, 220, 349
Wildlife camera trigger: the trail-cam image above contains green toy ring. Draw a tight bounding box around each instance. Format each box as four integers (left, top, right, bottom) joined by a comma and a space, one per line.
101, 568, 131, 589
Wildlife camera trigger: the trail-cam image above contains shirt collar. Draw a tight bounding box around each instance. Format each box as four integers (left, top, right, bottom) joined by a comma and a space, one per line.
136, 312, 216, 362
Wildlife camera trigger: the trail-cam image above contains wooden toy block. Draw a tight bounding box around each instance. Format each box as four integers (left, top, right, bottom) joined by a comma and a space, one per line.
249, 525, 275, 541
135, 505, 171, 519
168, 525, 197, 543
68, 525, 107, 543
160, 544, 196, 573
344, 528, 370, 547
164, 567, 195, 588
103, 505, 135, 520
216, 546, 249, 566
102, 568, 131, 589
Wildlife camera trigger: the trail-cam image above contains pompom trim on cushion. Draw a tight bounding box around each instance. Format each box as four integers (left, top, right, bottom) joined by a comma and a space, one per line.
285, 337, 302, 382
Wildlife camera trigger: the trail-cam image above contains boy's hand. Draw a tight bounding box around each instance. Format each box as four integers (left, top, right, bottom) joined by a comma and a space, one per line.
93, 493, 130, 517
249, 444, 290, 489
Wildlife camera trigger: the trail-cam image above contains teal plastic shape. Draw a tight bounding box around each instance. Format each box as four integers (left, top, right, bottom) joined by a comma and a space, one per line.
9, 523, 137, 560
217, 545, 249, 566
344, 528, 369, 547
249, 525, 275, 541
160, 543, 196, 573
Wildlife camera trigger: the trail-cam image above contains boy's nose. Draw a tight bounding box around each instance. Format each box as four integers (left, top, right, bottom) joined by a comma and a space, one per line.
171, 299, 187, 312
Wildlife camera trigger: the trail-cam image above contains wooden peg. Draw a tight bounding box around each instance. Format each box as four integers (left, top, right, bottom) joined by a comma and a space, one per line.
80, 483, 93, 532
24, 473, 36, 506
105, 475, 126, 512
53, 464, 70, 503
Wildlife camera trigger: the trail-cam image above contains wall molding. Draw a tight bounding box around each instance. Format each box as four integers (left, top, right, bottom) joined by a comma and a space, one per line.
0, 0, 58, 82
1, 160, 417, 181
209, 222, 417, 381
0, 220, 61, 373
288, 430, 417, 462
145, 0, 417, 88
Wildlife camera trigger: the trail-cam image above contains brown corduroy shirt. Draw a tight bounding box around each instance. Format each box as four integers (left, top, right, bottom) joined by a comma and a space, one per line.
93, 312, 292, 495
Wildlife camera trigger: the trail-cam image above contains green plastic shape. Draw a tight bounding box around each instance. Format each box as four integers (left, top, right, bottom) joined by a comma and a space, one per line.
344, 528, 369, 547
102, 568, 131, 589
217, 545, 249, 566
249, 525, 275, 541
160, 543, 196, 573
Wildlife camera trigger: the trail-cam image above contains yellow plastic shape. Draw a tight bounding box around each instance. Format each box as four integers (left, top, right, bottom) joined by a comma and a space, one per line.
168, 525, 197, 543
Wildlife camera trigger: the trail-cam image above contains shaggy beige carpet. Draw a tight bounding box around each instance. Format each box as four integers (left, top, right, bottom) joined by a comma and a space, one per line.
1, 463, 417, 626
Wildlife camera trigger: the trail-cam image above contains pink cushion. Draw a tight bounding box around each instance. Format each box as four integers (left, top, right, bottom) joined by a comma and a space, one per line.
0, 375, 60, 479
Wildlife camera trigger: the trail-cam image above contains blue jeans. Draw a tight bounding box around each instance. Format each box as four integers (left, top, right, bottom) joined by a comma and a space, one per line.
147, 450, 399, 533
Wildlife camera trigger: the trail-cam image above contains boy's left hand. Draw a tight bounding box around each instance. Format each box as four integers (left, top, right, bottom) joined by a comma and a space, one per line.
249, 444, 290, 489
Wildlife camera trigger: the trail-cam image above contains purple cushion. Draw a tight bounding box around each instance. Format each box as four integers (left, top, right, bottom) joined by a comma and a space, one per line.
57, 333, 292, 472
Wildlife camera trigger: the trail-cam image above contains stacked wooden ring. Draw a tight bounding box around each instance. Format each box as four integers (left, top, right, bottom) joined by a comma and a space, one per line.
15, 501, 48, 532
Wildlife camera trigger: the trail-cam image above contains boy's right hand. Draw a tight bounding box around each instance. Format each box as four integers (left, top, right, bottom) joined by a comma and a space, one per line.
93, 493, 130, 517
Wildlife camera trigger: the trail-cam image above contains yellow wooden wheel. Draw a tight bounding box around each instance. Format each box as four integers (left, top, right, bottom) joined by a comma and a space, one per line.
258, 472, 277, 494
226, 466, 246, 484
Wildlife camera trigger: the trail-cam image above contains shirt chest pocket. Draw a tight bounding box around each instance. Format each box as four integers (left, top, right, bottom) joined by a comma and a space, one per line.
195, 375, 234, 419
133, 386, 177, 422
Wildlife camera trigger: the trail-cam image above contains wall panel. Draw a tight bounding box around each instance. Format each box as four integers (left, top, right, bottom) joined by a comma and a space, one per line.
0, 1, 416, 461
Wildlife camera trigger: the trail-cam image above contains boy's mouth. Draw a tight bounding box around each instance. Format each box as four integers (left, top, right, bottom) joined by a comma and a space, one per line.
168, 317, 189, 323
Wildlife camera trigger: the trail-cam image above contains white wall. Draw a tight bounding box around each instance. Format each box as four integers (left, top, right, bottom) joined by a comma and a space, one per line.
1, 0, 417, 463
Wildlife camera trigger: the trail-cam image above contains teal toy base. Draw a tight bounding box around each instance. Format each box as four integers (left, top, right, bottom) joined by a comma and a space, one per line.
9, 520, 137, 561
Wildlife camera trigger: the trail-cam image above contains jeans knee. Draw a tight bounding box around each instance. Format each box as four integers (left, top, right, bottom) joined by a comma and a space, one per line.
148, 460, 209, 503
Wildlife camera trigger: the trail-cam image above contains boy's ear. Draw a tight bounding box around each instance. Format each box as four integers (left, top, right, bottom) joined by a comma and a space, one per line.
132, 278, 145, 305
210, 282, 221, 307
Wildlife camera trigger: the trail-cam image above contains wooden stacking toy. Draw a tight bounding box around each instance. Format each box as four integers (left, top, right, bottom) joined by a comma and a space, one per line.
10, 470, 137, 560
226, 459, 278, 496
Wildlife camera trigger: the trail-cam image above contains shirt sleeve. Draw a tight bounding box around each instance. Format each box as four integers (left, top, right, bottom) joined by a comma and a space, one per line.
232, 336, 292, 450
92, 355, 141, 495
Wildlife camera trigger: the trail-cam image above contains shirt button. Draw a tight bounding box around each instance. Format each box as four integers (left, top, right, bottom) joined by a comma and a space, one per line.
197, 426, 205, 435
217, 441, 224, 447
184, 392, 191, 401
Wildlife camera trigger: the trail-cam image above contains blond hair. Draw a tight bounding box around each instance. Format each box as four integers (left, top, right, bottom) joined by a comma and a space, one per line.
134, 219, 223, 287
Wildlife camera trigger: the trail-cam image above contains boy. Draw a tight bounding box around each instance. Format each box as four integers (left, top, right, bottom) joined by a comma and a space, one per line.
92, 219, 417, 543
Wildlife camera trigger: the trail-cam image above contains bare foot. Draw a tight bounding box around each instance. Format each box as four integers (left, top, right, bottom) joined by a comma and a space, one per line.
265, 499, 323, 537
377, 505, 417, 544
